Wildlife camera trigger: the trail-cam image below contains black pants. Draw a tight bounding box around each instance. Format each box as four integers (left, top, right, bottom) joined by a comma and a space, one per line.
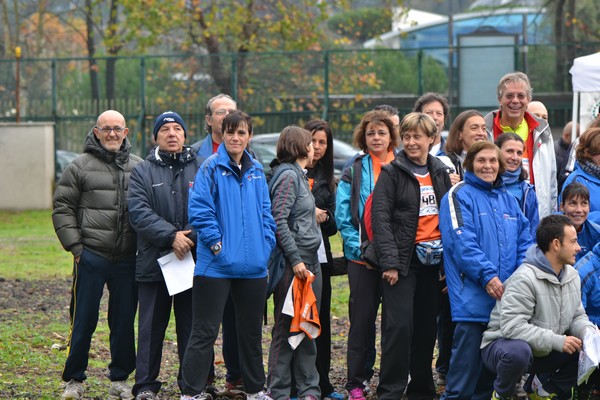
315, 265, 335, 395
133, 281, 192, 395
345, 260, 381, 391
181, 276, 267, 396
62, 249, 137, 383
222, 294, 241, 383
377, 256, 440, 400
435, 284, 455, 378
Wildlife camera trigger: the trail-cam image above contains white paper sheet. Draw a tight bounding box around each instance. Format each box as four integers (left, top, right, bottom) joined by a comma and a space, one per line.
578, 328, 600, 385
157, 251, 195, 296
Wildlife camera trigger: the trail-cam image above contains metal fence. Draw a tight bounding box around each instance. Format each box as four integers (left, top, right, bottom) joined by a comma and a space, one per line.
1, 43, 599, 156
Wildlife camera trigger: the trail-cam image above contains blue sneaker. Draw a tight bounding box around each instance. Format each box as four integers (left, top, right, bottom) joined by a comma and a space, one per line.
324, 392, 345, 400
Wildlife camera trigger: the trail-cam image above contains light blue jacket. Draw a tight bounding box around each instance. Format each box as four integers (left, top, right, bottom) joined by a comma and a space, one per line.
576, 242, 600, 326
188, 144, 276, 278
439, 171, 532, 323
335, 154, 377, 262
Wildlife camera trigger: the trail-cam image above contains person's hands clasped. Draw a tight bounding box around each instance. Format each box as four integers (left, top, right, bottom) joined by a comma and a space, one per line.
172, 230, 194, 260
383, 268, 399, 286
449, 173, 460, 186
292, 262, 309, 280
485, 276, 505, 300
563, 336, 583, 354
315, 207, 329, 224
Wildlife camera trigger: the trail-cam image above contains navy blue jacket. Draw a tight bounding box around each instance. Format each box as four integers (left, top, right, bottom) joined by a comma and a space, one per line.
128, 146, 203, 282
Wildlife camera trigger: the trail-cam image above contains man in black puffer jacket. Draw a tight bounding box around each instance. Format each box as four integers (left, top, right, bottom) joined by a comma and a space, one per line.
53, 110, 142, 400
127, 111, 203, 400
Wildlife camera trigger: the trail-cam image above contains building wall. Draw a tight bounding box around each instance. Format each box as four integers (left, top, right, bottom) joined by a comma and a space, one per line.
0, 123, 55, 210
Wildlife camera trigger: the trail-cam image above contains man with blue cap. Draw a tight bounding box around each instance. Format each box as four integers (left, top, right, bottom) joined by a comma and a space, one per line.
127, 111, 203, 400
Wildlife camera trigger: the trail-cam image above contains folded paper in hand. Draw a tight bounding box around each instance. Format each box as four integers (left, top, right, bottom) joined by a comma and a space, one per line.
578, 329, 600, 385
157, 251, 195, 296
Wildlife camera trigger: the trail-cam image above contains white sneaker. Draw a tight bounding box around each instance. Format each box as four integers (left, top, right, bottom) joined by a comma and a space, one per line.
109, 380, 134, 400
62, 380, 84, 400
180, 393, 213, 400
247, 391, 273, 400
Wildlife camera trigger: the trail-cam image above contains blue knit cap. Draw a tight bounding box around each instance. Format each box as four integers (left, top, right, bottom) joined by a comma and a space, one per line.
153, 111, 187, 139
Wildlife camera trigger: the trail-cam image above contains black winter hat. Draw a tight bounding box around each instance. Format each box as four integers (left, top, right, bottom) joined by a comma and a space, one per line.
153, 111, 187, 139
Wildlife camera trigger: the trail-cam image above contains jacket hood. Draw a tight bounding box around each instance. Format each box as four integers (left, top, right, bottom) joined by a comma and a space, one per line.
147, 145, 196, 166
83, 129, 132, 166
524, 244, 565, 281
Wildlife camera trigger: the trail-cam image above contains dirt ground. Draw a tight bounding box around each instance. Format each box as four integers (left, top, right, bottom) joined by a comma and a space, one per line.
0, 278, 376, 399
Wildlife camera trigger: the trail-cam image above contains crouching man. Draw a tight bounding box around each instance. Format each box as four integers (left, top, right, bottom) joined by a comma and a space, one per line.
480, 214, 597, 400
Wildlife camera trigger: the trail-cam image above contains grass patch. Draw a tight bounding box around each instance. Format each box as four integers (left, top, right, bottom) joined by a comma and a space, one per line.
0, 210, 72, 280
0, 210, 356, 398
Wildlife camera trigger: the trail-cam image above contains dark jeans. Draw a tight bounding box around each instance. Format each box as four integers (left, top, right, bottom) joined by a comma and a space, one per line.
377, 258, 440, 400
181, 276, 267, 396
441, 322, 495, 400
62, 249, 137, 383
133, 281, 192, 396
482, 338, 579, 400
345, 260, 381, 391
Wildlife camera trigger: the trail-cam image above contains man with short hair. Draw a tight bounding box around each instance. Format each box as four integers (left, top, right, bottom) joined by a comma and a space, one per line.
481, 214, 596, 400
528, 101, 548, 121
128, 111, 203, 400
485, 72, 557, 219
191, 93, 237, 158
53, 110, 142, 400
555, 121, 577, 180
413, 92, 450, 156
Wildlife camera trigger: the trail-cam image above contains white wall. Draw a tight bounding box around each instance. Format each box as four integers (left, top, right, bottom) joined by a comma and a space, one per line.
0, 123, 55, 210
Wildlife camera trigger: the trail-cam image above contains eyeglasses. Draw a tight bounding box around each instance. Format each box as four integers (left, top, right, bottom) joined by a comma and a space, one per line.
212, 109, 235, 116
96, 126, 125, 134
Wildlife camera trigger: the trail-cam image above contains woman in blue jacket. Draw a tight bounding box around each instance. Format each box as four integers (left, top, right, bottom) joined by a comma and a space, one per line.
439, 141, 532, 400
560, 182, 600, 261
495, 132, 540, 238
181, 111, 276, 400
560, 127, 600, 213
335, 110, 399, 400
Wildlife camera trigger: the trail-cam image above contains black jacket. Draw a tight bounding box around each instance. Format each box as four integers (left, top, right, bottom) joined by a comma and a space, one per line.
53, 130, 142, 262
370, 151, 452, 276
307, 166, 337, 266
128, 146, 203, 282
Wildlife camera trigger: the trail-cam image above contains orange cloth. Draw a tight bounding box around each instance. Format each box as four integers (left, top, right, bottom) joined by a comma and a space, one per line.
368, 150, 395, 184
282, 271, 321, 349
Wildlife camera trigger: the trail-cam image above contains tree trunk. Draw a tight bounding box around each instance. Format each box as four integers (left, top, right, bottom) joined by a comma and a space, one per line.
85, 0, 100, 108
554, 0, 567, 91
105, 0, 120, 108
565, 0, 576, 91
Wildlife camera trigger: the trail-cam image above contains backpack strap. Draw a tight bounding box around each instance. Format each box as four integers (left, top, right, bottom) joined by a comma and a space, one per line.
341, 154, 365, 229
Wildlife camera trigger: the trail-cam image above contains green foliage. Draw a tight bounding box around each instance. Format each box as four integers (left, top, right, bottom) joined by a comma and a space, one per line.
358, 48, 448, 94
327, 7, 392, 43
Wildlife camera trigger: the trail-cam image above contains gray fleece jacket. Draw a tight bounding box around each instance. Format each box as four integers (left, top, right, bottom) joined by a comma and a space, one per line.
481, 244, 595, 357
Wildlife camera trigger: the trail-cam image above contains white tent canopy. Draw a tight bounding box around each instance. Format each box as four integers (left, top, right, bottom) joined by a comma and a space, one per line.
570, 52, 600, 137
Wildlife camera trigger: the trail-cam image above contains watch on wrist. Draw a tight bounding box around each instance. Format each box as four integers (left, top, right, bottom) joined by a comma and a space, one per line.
211, 242, 222, 254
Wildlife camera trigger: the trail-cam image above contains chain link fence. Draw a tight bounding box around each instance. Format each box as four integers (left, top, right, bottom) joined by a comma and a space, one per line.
1, 44, 599, 156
